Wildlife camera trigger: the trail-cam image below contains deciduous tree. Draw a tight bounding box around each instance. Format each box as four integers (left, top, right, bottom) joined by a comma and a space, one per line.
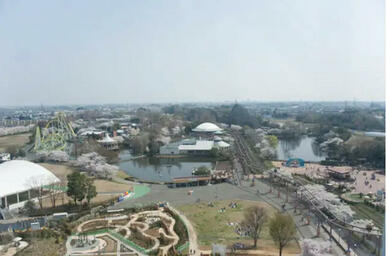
66, 172, 86, 205
241, 206, 267, 248
269, 213, 296, 256
85, 178, 97, 205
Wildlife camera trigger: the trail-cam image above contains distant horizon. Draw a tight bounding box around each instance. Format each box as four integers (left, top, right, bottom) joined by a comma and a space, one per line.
0, 0, 384, 105
0, 99, 385, 109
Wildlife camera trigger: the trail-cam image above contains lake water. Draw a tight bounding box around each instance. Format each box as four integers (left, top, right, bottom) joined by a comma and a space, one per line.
119, 150, 214, 182
363, 131, 385, 137
275, 136, 326, 162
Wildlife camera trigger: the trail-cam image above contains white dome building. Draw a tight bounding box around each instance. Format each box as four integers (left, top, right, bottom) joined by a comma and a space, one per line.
0, 160, 60, 210
192, 122, 222, 133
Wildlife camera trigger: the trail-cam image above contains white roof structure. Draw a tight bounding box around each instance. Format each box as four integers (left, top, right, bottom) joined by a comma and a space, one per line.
0, 160, 60, 197
80, 130, 104, 136
178, 140, 214, 151
192, 122, 222, 132
215, 141, 230, 148
98, 134, 117, 144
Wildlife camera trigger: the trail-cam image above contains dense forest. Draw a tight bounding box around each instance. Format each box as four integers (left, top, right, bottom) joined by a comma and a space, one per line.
296, 110, 385, 131
163, 104, 265, 128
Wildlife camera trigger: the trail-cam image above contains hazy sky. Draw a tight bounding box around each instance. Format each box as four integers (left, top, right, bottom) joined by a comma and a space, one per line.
0, 0, 384, 106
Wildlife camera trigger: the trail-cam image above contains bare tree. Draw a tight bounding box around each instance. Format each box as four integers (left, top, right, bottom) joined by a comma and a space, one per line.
25, 176, 47, 210
47, 178, 65, 208
241, 205, 268, 248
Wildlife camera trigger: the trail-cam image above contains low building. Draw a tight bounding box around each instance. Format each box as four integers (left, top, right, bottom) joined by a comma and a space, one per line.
178, 140, 214, 155
98, 134, 119, 150
159, 142, 180, 155
327, 167, 352, 180
78, 127, 105, 138
213, 136, 230, 148
0, 160, 60, 210
159, 138, 230, 156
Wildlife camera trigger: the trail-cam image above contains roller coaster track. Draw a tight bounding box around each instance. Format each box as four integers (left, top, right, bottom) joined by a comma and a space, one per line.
231, 131, 262, 174
34, 112, 76, 152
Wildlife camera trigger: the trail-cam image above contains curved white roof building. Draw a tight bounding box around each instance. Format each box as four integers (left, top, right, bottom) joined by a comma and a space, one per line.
192, 122, 222, 133
0, 160, 60, 208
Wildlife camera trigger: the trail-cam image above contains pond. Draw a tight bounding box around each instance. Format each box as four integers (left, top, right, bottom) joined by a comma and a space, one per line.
275, 136, 326, 162
119, 150, 215, 182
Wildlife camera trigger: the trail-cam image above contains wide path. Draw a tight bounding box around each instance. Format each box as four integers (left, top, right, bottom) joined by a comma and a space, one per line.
169, 206, 199, 256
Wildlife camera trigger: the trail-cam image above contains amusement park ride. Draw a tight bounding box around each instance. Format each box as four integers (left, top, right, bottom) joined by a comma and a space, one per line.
34, 112, 76, 152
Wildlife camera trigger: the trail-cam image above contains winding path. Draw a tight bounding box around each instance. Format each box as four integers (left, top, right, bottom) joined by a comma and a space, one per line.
168, 206, 199, 256
72, 208, 184, 255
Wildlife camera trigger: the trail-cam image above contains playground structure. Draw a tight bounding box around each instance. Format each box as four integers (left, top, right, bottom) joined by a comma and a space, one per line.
34, 112, 76, 152
67, 206, 188, 256
118, 189, 134, 202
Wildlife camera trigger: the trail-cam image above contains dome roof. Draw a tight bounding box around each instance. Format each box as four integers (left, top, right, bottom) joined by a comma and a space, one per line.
192, 122, 222, 132
0, 160, 60, 197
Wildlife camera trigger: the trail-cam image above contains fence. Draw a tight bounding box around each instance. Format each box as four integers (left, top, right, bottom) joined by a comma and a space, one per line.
177, 241, 189, 252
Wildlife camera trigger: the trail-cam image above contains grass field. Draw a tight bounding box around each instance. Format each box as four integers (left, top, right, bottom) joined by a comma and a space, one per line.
351, 203, 385, 228
116, 170, 132, 180
38, 163, 134, 207
15, 238, 65, 256
39, 163, 74, 183
0, 133, 31, 152
177, 199, 300, 254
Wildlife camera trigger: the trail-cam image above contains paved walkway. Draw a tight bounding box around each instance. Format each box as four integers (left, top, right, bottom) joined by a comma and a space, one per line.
169, 206, 199, 256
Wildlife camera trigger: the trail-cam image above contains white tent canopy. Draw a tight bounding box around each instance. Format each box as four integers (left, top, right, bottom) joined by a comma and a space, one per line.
0, 160, 60, 198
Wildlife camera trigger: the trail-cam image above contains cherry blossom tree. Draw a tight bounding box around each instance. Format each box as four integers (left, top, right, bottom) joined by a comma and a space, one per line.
300, 239, 333, 256
70, 152, 118, 178
0, 125, 34, 136
37, 150, 70, 162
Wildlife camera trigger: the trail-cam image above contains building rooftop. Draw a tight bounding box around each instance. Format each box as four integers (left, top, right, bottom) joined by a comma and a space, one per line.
192, 122, 222, 133
178, 140, 214, 151
0, 160, 60, 198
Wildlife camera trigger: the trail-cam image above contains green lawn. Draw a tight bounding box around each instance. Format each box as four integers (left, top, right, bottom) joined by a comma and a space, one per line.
177, 199, 300, 254
131, 185, 150, 199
